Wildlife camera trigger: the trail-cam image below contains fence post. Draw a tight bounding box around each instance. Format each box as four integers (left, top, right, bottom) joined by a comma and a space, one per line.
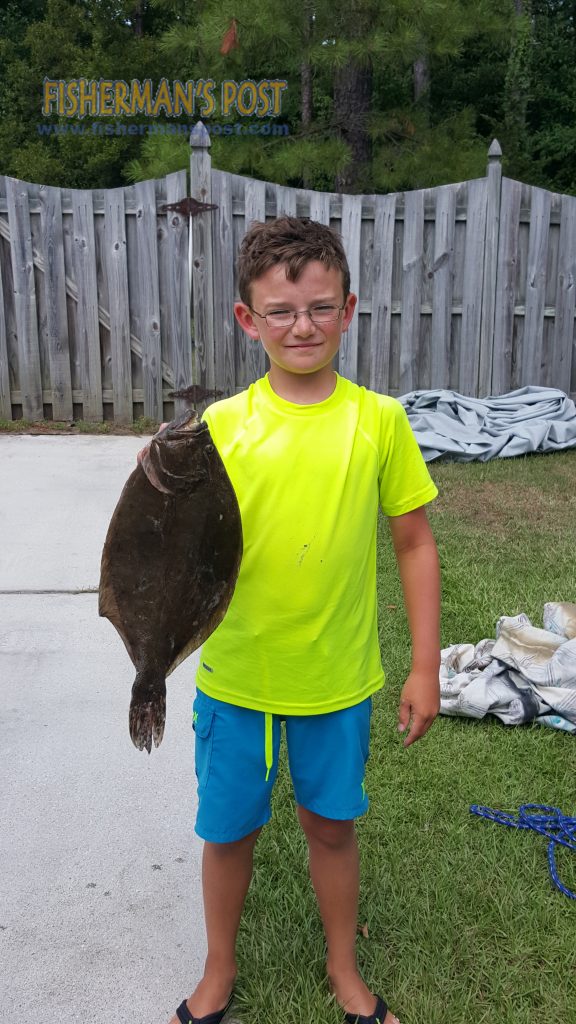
189, 121, 215, 391
478, 139, 502, 397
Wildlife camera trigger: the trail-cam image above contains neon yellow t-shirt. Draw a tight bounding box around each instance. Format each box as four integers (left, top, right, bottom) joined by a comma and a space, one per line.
195, 372, 438, 715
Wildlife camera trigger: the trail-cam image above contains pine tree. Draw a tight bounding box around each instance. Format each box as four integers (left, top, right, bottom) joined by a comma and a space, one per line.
140, 0, 510, 192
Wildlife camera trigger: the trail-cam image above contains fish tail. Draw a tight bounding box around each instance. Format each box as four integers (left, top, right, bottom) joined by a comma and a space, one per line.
129, 668, 167, 754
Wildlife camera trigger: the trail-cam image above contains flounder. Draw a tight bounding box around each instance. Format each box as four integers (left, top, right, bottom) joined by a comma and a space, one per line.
98, 410, 242, 753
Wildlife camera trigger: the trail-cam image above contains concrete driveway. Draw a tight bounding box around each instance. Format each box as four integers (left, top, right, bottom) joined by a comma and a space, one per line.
1, 434, 212, 1024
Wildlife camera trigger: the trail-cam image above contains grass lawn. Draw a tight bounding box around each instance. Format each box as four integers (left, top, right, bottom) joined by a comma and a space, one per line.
235, 451, 576, 1024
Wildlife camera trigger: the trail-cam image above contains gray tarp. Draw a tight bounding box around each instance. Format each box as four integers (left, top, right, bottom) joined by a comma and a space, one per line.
439, 603, 576, 734
398, 385, 576, 462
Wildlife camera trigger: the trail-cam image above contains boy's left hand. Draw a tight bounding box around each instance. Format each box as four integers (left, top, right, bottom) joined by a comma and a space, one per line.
397, 668, 441, 748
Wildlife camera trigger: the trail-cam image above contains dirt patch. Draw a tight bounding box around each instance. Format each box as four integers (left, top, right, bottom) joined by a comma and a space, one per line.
431, 480, 576, 535
0, 421, 157, 437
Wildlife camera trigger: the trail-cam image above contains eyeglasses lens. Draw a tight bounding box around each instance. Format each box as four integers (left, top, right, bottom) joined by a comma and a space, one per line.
265, 306, 341, 327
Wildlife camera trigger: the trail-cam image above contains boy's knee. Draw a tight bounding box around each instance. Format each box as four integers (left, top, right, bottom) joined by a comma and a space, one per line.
297, 805, 355, 848
206, 824, 263, 851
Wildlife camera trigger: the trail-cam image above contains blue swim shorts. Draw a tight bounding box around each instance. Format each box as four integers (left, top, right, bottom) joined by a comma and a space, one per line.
192, 687, 372, 843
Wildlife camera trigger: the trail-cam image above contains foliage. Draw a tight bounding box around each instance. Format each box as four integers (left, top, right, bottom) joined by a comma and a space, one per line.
132, 0, 512, 192
1, 0, 576, 195
372, 109, 487, 192
503, 7, 534, 176
0, 0, 173, 187
525, 0, 576, 192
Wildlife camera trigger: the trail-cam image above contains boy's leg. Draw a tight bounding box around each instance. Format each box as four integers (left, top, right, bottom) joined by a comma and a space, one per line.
287, 699, 399, 1022
168, 826, 262, 1024
297, 807, 398, 1023
171, 690, 281, 1022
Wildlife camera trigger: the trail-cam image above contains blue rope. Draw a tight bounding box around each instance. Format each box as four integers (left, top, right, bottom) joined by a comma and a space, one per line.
470, 804, 576, 900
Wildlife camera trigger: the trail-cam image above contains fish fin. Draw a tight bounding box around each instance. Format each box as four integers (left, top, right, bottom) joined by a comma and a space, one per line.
165, 589, 232, 677
129, 668, 166, 753
139, 445, 174, 495
165, 567, 242, 677
166, 634, 202, 677
98, 583, 136, 664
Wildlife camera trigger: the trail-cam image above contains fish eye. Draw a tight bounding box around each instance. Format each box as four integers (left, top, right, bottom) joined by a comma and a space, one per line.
206, 444, 214, 453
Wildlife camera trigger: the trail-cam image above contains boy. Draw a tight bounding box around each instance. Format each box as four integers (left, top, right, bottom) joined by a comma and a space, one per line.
157, 217, 441, 1024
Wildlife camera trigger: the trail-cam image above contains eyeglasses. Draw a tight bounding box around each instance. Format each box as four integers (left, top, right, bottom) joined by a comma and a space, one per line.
248, 304, 345, 329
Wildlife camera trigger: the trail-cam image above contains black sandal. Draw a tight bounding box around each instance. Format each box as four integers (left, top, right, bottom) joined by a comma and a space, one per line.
175, 992, 234, 1024
343, 994, 390, 1023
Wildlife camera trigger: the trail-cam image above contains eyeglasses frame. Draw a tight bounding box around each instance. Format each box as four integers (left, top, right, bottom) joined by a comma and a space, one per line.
247, 303, 346, 329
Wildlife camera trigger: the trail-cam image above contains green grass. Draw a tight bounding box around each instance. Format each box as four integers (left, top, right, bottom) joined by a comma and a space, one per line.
234, 451, 576, 1024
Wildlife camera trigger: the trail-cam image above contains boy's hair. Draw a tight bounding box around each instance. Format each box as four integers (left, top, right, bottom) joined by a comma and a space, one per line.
237, 216, 351, 305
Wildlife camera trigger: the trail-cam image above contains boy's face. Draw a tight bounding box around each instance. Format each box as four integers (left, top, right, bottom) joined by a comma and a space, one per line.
234, 260, 357, 378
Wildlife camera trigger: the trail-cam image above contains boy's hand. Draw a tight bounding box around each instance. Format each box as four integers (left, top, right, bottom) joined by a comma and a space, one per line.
397, 668, 440, 748
136, 423, 169, 465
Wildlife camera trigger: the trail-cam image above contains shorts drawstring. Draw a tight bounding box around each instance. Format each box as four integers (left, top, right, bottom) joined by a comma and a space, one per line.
264, 711, 273, 782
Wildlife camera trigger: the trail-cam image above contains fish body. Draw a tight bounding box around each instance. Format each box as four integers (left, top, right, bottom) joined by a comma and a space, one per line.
98, 410, 242, 753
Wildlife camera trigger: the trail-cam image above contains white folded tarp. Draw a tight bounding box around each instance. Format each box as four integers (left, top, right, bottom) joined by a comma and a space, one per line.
398, 386, 576, 462
440, 603, 576, 734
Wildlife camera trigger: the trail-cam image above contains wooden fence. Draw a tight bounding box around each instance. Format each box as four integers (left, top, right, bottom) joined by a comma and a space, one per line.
1, 132, 575, 423
0, 170, 190, 424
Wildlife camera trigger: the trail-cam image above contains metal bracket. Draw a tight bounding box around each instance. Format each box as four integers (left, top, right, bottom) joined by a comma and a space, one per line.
160, 197, 219, 217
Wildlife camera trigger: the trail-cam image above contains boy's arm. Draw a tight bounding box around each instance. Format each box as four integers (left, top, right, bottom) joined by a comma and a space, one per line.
387, 504, 441, 748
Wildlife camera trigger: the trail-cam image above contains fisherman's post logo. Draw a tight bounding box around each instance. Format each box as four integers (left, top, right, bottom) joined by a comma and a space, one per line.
42, 78, 288, 119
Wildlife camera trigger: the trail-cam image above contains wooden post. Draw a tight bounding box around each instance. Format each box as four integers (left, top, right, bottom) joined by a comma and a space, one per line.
478, 139, 502, 397
189, 121, 215, 393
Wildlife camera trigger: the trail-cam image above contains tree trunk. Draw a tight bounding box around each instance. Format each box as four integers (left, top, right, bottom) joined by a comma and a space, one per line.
413, 55, 430, 103
301, 1, 313, 128
301, 59, 312, 128
300, 4, 313, 188
131, 1, 144, 37
503, 0, 532, 171
333, 61, 372, 193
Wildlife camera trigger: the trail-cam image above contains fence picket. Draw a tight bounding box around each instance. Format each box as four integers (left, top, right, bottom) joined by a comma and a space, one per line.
38, 184, 73, 420
370, 194, 396, 393
211, 170, 236, 398
165, 170, 192, 416
0, 236, 9, 420
133, 179, 162, 421
5, 176, 43, 420
71, 189, 102, 421
399, 190, 424, 394
243, 176, 267, 383
0, 176, 10, 419
492, 177, 522, 394
523, 186, 551, 386
339, 194, 362, 381
309, 192, 331, 225
460, 178, 488, 396
275, 185, 297, 217
553, 194, 576, 394
479, 140, 503, 396
430, 185, 456, 390
190, 123, 215, 394
104, 188, 132, 424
